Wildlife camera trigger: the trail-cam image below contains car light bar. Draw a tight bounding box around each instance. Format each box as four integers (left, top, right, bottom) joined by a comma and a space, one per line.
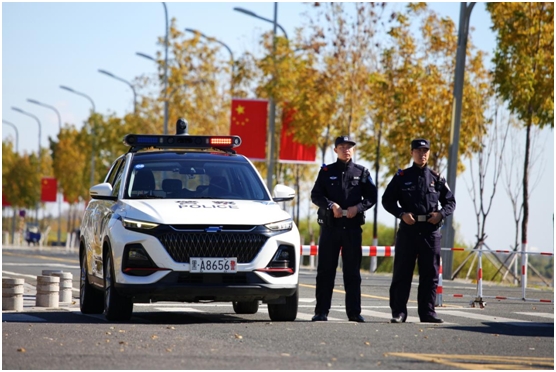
123, 134, 242, 151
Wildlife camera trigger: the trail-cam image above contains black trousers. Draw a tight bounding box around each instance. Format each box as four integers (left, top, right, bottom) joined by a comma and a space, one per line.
390, 226, 441, 320
315, 225, 362, 317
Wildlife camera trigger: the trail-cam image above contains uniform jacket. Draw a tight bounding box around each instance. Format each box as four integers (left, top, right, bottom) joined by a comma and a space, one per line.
382, 163, 456, 230
311, 159, 377, 227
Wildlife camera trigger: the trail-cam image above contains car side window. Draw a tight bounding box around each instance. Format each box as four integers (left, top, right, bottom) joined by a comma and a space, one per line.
105, 158, 124, 186
110, 158, 127, 197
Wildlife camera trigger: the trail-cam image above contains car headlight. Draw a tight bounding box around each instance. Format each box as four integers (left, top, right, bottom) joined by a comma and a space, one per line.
122, 218, 159, 230
265, 219, 293, 232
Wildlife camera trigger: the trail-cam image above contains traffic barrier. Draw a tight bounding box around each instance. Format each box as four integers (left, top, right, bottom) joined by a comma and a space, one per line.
52, 272, 73, 303
2, 278, 24, 311
35, 275, 59, 308
300, 244, 554, 305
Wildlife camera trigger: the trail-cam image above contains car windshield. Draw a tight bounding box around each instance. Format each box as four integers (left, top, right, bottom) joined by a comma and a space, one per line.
124, 155, 270, 201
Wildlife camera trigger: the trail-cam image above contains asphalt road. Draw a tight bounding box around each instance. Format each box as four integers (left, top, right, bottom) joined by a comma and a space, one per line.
2, 246, 554, 370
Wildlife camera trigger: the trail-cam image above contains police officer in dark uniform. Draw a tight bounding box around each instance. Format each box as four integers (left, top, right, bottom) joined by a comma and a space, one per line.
382, 138, 455, 323
311, 135, 377, 322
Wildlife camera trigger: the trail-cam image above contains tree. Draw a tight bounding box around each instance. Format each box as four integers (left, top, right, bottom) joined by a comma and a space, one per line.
487, 2, 554, 264
362, 3, 491, 178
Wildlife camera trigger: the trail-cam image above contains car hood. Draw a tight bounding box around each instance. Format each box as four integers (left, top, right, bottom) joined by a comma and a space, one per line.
120, 199, 293, 225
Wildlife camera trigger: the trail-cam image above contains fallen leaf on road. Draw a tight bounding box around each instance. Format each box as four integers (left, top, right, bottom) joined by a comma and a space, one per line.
118, 330, 126, 333
106, 332, 112, 335
364, 341, 370, 346
151, 335, 158, 340
167, 326, 175, 330
17, 348, 26, 353
119, 341, 128, 345
234, 334, 243, 339
281, 353, 290, 357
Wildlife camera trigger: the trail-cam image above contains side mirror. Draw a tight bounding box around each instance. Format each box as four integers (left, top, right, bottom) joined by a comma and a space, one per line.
89, 183, 117, 201
272, 184, 295, 202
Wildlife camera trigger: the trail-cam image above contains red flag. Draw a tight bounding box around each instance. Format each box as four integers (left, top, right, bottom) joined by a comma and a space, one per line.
230, 98, 268, 161
41, 177, 57, 202
278, 106, 317, 164
2, 186, 11, 207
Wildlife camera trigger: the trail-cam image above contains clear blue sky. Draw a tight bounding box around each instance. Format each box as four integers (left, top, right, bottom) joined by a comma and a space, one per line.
2, 2, 553, 253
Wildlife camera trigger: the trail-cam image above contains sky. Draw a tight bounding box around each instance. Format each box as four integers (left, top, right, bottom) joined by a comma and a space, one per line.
1, 2, 554, 253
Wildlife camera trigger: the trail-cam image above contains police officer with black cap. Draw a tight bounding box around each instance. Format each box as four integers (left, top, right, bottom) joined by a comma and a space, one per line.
382, 138, 455, 323
311, 135, 377, 322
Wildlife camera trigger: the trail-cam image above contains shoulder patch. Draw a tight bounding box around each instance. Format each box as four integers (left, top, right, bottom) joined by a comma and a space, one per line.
321, 163, 328, 171
396, 168, 404, 176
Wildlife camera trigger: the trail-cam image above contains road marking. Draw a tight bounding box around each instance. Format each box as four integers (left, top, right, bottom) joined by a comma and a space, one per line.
386, 352, 554, 370
2, 251, 78, 264
515, 312, 554, 319
436, 310, 553, 327
2, 270, 39, 280
154, 307, 204, 313
2, 262, 79, 269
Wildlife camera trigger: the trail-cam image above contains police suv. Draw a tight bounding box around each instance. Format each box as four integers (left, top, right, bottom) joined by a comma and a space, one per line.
80, 121, 300, 321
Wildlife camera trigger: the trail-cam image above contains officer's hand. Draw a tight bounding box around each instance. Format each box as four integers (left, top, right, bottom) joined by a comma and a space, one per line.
331, 203, 343, 218
401, 213, 415, 225
427, 212, 442, 224
346, 206, 358, 218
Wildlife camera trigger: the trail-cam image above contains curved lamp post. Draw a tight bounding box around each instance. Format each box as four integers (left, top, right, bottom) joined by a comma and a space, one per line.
234, 3, 287, 190
2, 119, 19, 244
60, 85, 96, 187
26, 98, 63, 246
2, 120, 19, 153
98, 69, 137, 114
162, 2, 169, 134
11, 107, 42, 222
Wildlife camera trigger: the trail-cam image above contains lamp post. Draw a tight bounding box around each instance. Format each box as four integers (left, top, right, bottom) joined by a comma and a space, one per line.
11, 107, 42, 222
234, 3, 287, 191
98, 69, 137, 114
60, 85, 96, 187
2, 120, 19, 244
26, 98, 63, 247
2, 120, 19, 153
162, 2, 169, 134
185, 28, 235, 95
442, 2, 475, 279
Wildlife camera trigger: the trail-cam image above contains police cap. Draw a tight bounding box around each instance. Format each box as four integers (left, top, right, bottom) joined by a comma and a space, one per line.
411, 138, 430, 150
335, 135, 356, 147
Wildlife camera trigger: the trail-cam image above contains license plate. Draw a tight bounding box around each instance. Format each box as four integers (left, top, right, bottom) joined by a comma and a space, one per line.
190, 257, 237, 273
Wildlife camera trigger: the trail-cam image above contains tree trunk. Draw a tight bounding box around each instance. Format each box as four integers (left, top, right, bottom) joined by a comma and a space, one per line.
520, 115, 532, 294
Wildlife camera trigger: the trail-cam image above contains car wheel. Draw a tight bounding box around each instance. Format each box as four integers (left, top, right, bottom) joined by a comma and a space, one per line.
80, 250, 103, 314
232, 300, 259, 314
268, 287, 298, 321
103, 251, 133, 321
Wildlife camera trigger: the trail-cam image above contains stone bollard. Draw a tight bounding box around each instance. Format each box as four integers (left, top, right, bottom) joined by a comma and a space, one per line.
2, 278, 24, 311
52, 272, 73, 303
36, 275, 60, 308
42, 269, 63, 277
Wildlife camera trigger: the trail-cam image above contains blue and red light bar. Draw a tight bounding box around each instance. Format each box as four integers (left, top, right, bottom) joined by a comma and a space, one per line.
123, 134, 242, 151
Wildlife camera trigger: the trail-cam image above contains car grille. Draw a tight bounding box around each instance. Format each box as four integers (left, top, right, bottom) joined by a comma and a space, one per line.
158, 232, 268, 263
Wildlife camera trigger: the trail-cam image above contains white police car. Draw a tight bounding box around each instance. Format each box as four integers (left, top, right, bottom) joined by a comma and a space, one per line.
79, 125, 300, 322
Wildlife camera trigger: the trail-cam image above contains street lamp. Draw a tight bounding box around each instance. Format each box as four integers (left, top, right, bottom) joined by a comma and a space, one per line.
11, 107, 42, 222
162, 2, 169, 135
98, 69, 137, 114
26, 98, 63, 247
60, 85, 97, 187
233, 7, 289, 39
2, 120, 19, 153
2, 119, 19, 244
442, 2, 475, 279
234, 3, 287, 190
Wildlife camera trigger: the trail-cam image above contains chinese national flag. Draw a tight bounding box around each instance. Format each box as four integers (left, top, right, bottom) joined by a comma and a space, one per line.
41, 177, 57, 202
278, 106, 317, 163
230, 98, 268, 161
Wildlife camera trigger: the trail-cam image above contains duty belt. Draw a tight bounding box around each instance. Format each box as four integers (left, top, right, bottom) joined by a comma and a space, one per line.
415, 214, 429, 222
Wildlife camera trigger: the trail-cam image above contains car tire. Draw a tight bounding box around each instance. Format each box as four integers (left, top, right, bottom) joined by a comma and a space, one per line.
80, 250, 103, 314
268, 287, 298, 321
103, 251, 133, 321
232, 300, 259, 314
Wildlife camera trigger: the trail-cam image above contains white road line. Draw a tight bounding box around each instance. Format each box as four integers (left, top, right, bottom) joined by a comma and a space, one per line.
515, 312, 554, 319
154, 307, 204, 313
2, 270, 39, 280
436, 310, 552, 327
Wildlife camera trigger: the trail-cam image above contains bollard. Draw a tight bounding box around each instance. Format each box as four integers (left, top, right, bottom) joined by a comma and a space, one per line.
42, 269, 63, 277
435, 257, 443, 307
52, 272, 73, 303
2, 278, 24, 311
36, 275, 60, 308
